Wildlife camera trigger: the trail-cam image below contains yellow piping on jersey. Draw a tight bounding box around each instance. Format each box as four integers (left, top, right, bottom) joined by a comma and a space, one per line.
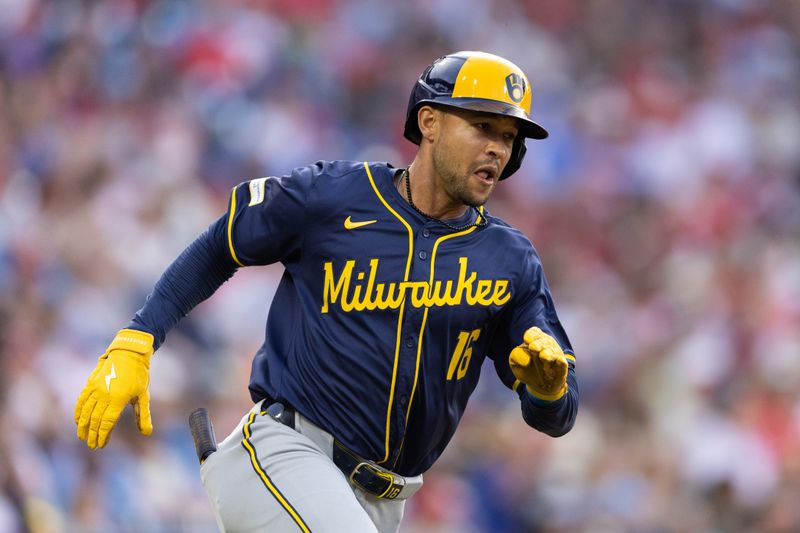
363, 162, 414, 464
392, 214, 482, 468
241, 412, 311, 532
227, 186, 245, 267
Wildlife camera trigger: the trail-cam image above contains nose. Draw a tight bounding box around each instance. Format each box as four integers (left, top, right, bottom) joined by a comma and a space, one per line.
486, 134, 511, 161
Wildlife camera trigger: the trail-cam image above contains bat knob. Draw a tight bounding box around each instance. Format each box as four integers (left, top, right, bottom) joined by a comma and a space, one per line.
188, 408, 218, 464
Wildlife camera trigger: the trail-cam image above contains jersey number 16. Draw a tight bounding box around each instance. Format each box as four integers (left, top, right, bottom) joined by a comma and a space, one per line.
447, 329, 481, 381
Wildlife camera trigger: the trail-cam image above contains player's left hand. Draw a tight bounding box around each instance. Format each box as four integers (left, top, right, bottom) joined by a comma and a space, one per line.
509, 327, 568, 401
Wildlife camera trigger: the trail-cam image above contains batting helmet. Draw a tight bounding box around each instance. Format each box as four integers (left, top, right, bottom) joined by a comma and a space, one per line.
403, 51, 548, 180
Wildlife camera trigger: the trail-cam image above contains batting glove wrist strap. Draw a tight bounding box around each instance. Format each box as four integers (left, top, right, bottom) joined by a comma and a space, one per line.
107, 328, 155, 361
526, 383, 567, 402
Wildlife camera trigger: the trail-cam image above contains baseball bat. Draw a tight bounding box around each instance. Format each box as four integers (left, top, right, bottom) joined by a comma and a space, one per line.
188, 407, 218, 464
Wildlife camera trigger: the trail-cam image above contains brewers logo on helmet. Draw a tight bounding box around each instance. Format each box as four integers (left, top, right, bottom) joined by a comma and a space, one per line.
404, 51, 548, 180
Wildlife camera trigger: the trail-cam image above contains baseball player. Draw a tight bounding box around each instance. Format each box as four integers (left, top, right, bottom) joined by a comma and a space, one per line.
74, 51, 578, 532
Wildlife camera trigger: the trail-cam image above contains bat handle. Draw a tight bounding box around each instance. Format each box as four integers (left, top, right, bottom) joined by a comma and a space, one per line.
188, 408, 218, 464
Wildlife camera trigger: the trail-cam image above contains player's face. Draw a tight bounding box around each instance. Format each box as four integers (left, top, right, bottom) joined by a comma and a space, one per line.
432, 108, 519, 208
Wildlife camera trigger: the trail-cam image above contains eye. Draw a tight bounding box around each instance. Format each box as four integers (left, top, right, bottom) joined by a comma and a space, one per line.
475, 122, 489, 130
503, 132, 517, 143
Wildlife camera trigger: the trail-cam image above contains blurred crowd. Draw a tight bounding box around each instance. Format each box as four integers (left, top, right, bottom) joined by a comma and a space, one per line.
1, 0, 800, 531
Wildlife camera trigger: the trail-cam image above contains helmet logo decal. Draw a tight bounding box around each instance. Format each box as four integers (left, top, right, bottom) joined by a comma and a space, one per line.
505, 73, 526, 104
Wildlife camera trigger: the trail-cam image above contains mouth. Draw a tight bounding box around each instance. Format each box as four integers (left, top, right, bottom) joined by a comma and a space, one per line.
473, 165, 498, 186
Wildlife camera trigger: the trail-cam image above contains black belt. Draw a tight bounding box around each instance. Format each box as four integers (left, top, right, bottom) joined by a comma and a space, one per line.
331, 440, 406, 500
263, 401, 406, 500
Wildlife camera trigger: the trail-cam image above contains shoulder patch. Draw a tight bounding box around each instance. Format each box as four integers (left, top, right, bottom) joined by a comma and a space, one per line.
248, 177, 269, 206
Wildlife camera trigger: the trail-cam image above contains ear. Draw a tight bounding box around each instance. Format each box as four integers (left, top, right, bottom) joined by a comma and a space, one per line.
417, 105, 439, 143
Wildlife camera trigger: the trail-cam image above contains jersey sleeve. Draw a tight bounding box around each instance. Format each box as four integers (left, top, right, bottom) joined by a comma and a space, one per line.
127, 215, 237, 350
224, 163, 320, 267
491, 247, 575, 370
126, 162, 323, 349
489, 246, 579, 436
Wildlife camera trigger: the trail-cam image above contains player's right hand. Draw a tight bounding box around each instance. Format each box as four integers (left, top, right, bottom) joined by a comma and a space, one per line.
74, 329, 155, 449
509, 327, 569, 402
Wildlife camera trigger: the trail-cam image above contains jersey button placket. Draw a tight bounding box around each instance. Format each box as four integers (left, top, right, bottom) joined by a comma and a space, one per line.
417, 226, 431, 262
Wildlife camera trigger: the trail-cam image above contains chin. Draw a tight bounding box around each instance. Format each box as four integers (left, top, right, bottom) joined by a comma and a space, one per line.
469, 188, 494, 207
463, 194, 489, 209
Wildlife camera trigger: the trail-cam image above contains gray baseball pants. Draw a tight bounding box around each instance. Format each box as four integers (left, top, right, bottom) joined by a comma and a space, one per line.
199, 400, 423, 532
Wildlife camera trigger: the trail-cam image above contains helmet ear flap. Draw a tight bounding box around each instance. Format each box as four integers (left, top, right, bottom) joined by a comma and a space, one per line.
500, 137, 527, 180
404, 93, 426, 145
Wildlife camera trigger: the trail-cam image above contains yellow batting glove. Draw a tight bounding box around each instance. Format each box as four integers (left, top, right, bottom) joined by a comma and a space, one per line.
509, 327, 569, 402
74, 329, 154, 449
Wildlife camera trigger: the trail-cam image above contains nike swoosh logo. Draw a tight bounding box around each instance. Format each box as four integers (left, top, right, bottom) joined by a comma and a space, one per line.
344, 216, 377, 230
105, 363, 117, 391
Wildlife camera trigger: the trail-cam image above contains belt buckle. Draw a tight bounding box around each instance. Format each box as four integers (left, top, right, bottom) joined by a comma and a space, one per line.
348, 461, 374, 487
348, 462, 404, 500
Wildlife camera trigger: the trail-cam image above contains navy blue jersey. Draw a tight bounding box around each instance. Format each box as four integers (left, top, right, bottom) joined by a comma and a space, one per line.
131, 160, 578, 476
228, 160, 576, 473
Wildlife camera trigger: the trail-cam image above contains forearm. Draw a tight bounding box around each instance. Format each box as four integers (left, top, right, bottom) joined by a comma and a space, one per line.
518, 366, 578, 437
127, 216, 237, 349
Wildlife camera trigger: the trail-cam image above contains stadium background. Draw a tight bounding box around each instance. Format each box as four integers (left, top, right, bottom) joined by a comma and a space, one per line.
1, 0, 799, 531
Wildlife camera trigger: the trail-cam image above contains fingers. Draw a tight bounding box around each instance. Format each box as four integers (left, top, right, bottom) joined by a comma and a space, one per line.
77, 395, 98, 442
76, 387, 122, 449
533, 358, 567, 397
134, 388, 153, 437
523, 326, 544, 346
97, 401, 125, 448
510, 345, 548, 385
74, 385, 92, 426
540, 354, 568, 381
523, 327, 565, 362
509, 346, 531, 369
86, 399, 107, 449
77, 394, 146, 448
537, 346, 563, 363
74, 357, 107, 425
92, 401, 125, 449
523, 327, 552, 353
